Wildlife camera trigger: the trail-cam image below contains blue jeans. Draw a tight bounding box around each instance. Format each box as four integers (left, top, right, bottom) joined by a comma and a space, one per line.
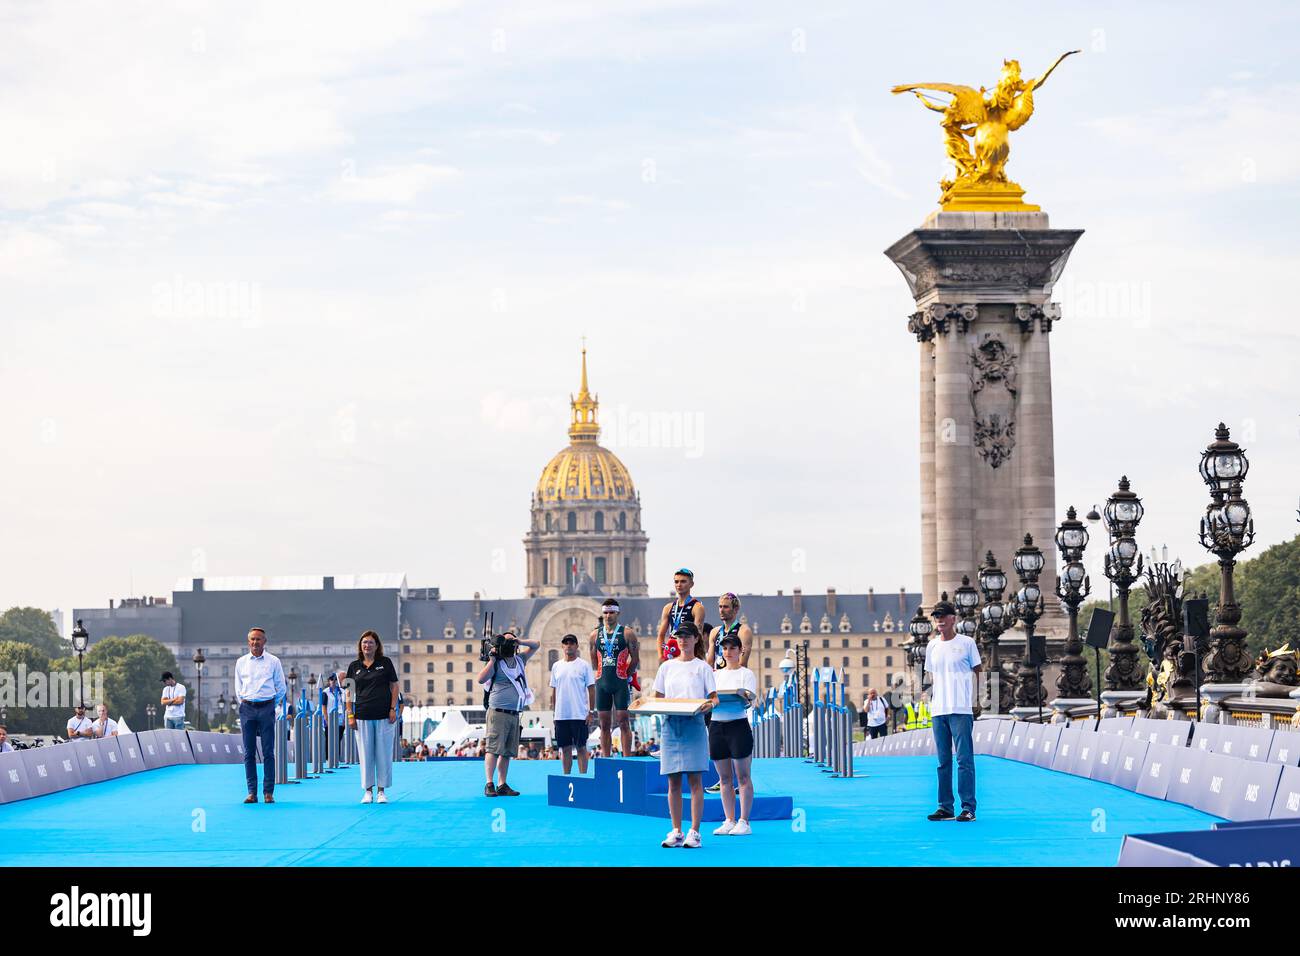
164, 717, 185, 730
240, 700, 276, 796
932, 713, 975, 814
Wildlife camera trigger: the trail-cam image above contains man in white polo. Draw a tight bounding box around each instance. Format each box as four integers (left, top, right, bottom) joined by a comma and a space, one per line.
161, 671, 187, 730
924, 599, 982, 823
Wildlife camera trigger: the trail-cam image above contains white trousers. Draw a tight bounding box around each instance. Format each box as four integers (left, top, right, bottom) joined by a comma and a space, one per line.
356, 718, 396, 790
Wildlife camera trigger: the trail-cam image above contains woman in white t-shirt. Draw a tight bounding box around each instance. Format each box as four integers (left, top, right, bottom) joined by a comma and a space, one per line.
652, 622, 718, 849
710, 633, 757, 835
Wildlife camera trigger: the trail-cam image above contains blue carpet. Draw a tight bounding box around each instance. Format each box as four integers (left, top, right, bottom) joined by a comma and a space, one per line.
0, 756, 1217, 867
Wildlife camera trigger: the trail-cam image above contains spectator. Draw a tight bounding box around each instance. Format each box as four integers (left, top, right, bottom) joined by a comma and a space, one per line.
90, 703, 119, 738
160, 672, 187, 730
865, 688, 888, 739
234, 626, 288, 805
550, 633, 596, 775
0, 725, 11, 753
66, 703, 94, 740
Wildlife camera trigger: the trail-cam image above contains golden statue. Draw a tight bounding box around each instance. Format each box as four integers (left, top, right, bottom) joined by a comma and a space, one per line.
892, 51, 1079, 211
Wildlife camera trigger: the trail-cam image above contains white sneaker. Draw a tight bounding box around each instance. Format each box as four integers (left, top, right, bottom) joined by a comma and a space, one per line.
730, 820, 752, 836
376, 790, 388, 804
661, 828, 685, 848
713, 819, 736, 836
361, 791, 373, 804
683, 828, 702, 848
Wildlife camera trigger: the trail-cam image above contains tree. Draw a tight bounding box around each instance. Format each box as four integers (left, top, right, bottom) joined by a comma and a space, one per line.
0, 607, 66, 659
51, 635, 178, 732
0, 641, 51, 733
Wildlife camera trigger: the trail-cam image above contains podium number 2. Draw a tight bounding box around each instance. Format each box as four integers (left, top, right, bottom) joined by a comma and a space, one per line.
617, 769, 624, 803
567, 782, 574, 802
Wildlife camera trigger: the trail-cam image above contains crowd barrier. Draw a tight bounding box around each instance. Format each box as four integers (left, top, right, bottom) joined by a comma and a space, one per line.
0, 696, 362, 806
0, 730, 229, 805
855, 716, 1300, 823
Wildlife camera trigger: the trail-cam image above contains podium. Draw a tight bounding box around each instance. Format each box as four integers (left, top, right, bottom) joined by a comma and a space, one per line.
547, 757, 793, 822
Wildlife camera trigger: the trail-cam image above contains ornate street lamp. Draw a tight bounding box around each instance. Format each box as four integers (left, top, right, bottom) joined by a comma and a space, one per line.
977, 551, 1011, 714
145, 703, 156, 731
193, 648, 206, 731
954, 575, 980, 638
1102, 477, 1145, 696
1010, 534, 1047, 716
1198, 422, 1256, 684
70, 619, 89, 709
288, 666, 299, 706
1054, 506, 1093, 702
906, 605, 933, 698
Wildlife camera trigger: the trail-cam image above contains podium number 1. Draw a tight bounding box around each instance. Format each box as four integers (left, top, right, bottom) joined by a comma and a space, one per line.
567, 782, 574, 802
617, 769, 624, 803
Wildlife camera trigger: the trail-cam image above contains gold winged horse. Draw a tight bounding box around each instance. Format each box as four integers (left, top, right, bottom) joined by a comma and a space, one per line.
892, 51, 1078, 209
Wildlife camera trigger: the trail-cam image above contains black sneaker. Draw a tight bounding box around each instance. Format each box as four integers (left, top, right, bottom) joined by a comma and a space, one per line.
484, 782, 498, 797
956, 810, 976, 822
926, 808, 955, 821
495, 783, 520, 797
705, 781, 721, 794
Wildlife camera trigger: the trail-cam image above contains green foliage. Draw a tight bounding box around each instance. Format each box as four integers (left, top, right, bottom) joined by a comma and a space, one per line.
0, 607, 66, 659
52, 634, 179, 732
1074, 535, 1300, 665
0, 641, 51, 732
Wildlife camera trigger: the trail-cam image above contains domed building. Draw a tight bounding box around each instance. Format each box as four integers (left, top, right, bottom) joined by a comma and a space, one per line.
524, 349, 649, 597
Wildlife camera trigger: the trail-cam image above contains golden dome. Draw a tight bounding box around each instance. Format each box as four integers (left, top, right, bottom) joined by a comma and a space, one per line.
535, 349, 637, 504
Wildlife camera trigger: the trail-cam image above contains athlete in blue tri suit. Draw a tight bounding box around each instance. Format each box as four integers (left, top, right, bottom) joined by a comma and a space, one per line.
589, 598, 639, 757
657, 568, 707, 663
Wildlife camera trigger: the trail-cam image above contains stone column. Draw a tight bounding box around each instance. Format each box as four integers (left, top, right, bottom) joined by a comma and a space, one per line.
917, 336, 938, 607
1015, 303, 1064, 632
884, 211, 1083, 640
932, 304, 977, 597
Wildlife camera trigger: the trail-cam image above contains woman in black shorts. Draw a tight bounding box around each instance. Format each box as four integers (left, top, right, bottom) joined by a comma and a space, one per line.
709, 633, 757, 835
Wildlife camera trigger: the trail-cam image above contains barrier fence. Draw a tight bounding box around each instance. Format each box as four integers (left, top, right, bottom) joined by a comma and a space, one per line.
749, 667, 854, 778
854, 716, 1300, 823
0, 695, 362, 805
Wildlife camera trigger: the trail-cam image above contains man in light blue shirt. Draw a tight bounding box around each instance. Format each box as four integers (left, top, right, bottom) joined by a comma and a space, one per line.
234, 627, 287, 804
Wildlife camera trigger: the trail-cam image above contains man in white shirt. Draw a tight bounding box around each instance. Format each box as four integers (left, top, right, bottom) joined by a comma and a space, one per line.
234, 626, 287, 804
923, 599, 982, 822
550, 634, 596, 774
89, 703, 119, 738
864, 688, 888, 739
160, 672, 187, 729
66, 704, 94, 740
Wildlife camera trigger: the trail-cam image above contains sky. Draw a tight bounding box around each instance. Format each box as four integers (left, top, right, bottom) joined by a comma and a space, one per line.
2, 1, 1298, 626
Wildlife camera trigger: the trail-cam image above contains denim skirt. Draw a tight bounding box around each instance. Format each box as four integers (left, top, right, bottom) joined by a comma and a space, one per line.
659, 713, 709, 775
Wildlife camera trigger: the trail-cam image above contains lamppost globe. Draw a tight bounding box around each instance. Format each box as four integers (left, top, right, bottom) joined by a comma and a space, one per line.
1104, 476, 1145, 536
1199, 422, 1249, 492
1062, 561, 1087, 589
954, 575, 980, 613
71, 619, 89, 655
1055, 505, 1089, 554
907, 607, 932, 641
1012, 535, 1045, 579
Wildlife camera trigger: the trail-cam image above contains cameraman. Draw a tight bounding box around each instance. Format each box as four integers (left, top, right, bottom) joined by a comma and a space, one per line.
475, 630, 539, 797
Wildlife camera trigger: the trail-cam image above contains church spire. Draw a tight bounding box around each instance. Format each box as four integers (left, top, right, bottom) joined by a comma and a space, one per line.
569, 343, 600, 443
